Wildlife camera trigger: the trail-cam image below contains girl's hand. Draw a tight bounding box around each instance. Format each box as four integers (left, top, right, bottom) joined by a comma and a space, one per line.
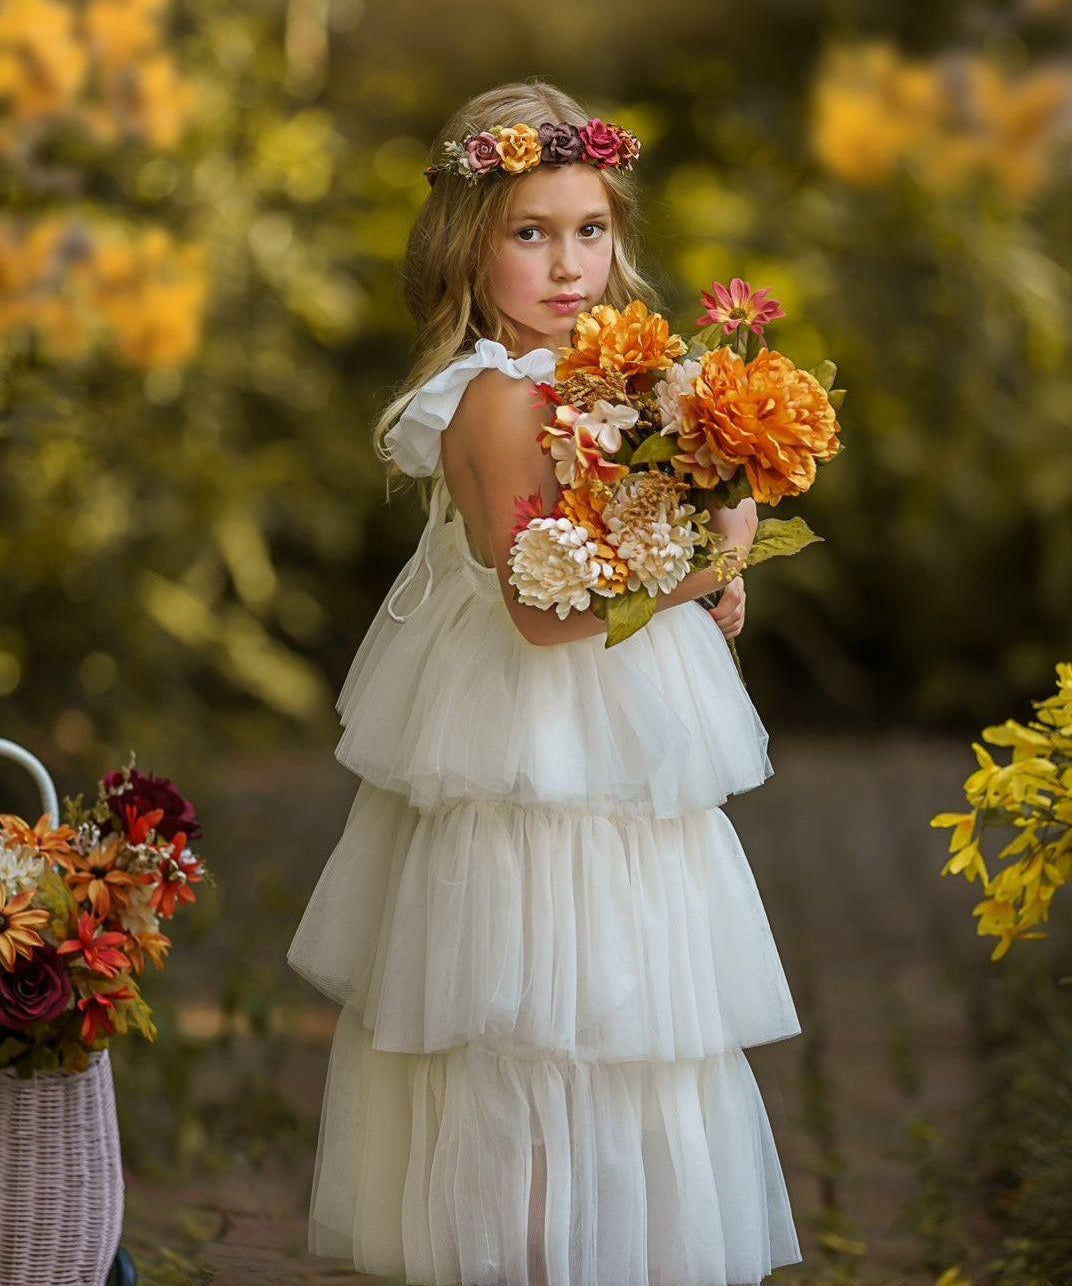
706, 575, 746, 640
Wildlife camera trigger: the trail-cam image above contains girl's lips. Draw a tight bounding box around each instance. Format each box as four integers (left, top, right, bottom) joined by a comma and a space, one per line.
545, 297, 584, 314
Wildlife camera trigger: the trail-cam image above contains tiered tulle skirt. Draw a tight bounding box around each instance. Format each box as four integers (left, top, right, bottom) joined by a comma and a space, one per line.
287, 509, 804, 1284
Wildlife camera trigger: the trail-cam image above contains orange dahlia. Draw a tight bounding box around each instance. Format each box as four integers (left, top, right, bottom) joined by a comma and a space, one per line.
554, 479, 631, 594
557, 301, 688, 383
677, 346, 841, 503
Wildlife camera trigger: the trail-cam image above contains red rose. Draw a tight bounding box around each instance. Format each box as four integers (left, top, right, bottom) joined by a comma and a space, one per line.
0, 944, 73, 1031
578, 118, 623, 169
101, 767, 202, 842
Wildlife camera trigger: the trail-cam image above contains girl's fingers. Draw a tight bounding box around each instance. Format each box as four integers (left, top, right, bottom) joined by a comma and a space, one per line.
706, 577, 746, 639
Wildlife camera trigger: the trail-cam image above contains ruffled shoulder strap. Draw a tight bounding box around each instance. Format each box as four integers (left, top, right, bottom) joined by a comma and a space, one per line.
383, 338, 557, 623
383, 337, 557, 477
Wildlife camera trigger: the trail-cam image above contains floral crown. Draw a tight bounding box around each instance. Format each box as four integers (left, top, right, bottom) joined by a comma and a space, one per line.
424, 118, 641, 187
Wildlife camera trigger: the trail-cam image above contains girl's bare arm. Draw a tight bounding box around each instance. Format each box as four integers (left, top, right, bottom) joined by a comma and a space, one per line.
448, 373, 744, 647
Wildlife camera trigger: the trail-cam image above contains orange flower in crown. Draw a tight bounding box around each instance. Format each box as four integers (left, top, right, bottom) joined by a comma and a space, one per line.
557, 301, 688, 382
495, 124, 542, 173
675, 346, 841, 503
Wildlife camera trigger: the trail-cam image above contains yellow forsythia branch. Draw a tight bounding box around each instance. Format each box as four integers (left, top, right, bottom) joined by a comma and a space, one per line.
931, 662, 1072, 961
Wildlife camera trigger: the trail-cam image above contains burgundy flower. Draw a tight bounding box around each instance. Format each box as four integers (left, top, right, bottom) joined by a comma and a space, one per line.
578, 118, 624, 169
537, 122, 585, 165
101, 767, 202, 842
464, 132, 503, 176
0, 944, 73, 1032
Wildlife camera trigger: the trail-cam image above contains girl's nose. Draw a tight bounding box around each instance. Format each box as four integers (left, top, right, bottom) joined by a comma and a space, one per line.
552, 249, 582, 280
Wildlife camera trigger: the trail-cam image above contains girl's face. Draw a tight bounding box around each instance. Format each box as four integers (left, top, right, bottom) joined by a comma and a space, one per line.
487, 164, 615, 356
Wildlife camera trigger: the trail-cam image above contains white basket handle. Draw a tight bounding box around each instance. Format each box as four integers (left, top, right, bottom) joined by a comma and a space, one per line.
0, 739, 60, 826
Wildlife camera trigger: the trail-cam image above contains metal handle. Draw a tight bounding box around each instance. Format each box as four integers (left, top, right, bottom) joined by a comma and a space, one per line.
0, 739, 60, 826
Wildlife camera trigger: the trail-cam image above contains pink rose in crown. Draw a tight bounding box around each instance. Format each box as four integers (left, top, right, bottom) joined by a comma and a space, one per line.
0, 944, 73, 1031
101, 766, 202, 842
464, 132, 503, 176
578, 119, 624, 168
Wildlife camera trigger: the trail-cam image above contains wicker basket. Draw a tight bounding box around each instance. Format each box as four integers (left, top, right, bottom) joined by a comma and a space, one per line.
0, 739, 126, 1286
0, 1052, 124, 1284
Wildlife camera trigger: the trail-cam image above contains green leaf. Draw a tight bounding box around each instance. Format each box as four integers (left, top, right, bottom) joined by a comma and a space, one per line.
0, 1036, 28, 1069
604, 587, 658, 648
731, 326, 750, 360
629, 434, 677, 465
828, 388, 846, 411
745, 517, 824, 569
687, 323, 724, 352
25, 1044, 60, 1074
807, 359, 838, 390
37, 868, 77, 938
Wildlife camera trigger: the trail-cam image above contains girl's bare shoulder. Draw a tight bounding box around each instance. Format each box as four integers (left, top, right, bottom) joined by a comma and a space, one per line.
448, 366, 549, 475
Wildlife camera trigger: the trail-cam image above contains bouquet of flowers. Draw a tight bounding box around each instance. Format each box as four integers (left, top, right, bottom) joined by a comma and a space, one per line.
509, 278, 846, 646
0, 754, 209, 1077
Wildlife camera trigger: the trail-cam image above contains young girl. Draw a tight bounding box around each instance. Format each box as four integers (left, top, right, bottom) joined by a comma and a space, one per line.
287, 79, 803, 1286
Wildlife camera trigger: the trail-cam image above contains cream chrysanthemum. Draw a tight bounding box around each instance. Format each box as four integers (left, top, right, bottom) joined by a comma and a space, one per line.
654, 359, 701, 436
601, 472, 702, 597
509, 517, 618, 619
0, 839, 45, 900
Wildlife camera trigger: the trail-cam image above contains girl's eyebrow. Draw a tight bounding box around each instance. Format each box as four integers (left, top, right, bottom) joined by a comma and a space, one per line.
510, 208, 611, 223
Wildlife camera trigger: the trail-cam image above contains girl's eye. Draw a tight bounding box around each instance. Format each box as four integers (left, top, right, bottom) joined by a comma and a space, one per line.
516, 223, 607, 243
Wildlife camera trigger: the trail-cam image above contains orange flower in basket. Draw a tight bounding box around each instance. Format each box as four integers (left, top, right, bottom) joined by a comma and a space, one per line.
56, 830, 143, 920
0, 888, 50, 970
77, 984, 137, 1044
0, 812, 78, 863
557, 301, 688, 382
148, 832, 203, 919
677, 346, 841, 503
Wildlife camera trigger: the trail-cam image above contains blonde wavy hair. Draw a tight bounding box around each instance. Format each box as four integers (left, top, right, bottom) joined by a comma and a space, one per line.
372, 77, 665, 513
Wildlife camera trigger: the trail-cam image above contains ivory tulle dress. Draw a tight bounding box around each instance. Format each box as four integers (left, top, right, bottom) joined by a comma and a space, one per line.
286, 338, 804, 1286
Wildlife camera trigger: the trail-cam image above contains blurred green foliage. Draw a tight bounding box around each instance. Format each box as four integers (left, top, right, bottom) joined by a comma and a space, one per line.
1, 0, 1071, 777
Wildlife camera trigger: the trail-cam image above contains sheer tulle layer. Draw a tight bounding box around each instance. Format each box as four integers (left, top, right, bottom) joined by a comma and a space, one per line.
334, 513, 772, 821
287, 780, 800, 1060
309, 1007, 802, 1286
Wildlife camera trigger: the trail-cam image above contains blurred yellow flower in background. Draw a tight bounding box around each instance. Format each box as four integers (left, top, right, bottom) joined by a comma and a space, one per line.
810, 39, 1072, 204
0, 0, 204, 369
0, 0, 89, 130
0, 216, 207, 368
